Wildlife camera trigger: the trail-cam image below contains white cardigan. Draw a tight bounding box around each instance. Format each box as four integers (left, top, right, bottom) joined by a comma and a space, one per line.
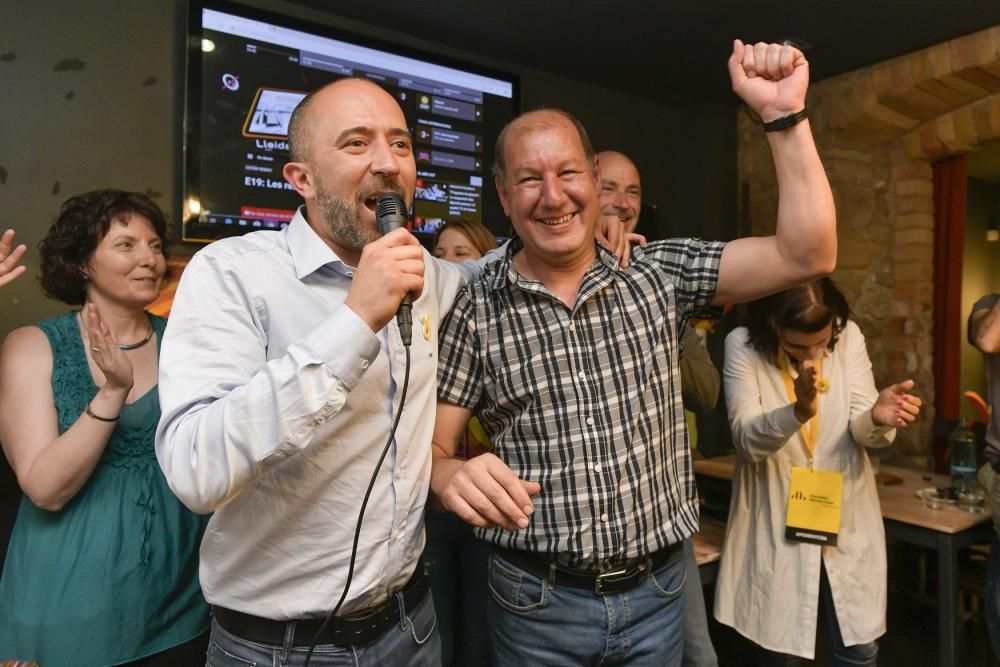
713, 321, 895, 659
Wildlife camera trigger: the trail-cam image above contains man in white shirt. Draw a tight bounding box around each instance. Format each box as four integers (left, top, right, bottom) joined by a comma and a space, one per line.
156, 78, 467, 665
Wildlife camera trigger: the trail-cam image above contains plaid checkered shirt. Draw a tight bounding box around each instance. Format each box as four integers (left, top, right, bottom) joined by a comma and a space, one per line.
436, 237, 726, 570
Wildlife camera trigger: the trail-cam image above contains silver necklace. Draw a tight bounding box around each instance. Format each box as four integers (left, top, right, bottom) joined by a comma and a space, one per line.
79, 310, 154, 351
117, 320, 154, 350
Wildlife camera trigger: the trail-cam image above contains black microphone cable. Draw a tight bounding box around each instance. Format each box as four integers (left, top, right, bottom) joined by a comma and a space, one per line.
302, 344, 410, 666
303, 194, 415, 665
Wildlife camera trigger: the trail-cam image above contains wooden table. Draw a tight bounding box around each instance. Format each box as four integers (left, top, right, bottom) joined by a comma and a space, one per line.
693, 455, 994, 667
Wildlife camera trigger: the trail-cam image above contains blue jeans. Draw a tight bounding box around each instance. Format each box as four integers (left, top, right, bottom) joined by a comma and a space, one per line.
487, 544, 686, 666
681, 539, 718, 667
423, 510, 491, 666
761, 562, 877, 666
205, 592, 440, 667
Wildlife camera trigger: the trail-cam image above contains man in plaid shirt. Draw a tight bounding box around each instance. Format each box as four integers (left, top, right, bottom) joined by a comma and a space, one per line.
430, 39, 837, 665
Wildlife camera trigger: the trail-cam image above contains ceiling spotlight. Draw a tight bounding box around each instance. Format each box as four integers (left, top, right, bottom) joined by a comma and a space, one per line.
202, 38, 216, 53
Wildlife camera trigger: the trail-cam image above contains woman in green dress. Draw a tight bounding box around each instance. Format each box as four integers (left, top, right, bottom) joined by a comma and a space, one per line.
0, 190, 209, 666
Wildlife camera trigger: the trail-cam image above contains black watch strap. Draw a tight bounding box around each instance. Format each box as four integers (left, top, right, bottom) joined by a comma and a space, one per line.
762, 108, 808, 132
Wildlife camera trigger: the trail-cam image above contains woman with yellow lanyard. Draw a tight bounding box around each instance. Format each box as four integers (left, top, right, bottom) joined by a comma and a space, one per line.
713, 278, 921, 665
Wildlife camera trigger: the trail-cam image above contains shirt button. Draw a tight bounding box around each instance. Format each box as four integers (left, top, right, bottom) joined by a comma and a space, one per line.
601, 513, 609, 522
577, 371, 586, 380
346, 271, 354, 277
568, 322, 576, 332
593, 463, 602, 473
360, 359, 369, 369
586, 417, 595, 426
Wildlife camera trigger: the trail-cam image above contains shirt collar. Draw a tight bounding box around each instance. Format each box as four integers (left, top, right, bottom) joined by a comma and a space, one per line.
488, 236, 619, 291
286, 206, 354, 280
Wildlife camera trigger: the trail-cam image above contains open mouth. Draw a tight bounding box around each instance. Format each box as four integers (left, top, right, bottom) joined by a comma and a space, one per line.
361, 191, 404, 215
537, 212, 575, 226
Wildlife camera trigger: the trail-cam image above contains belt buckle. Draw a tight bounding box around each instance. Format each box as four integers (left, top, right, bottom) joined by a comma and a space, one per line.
594, 563, 644, 595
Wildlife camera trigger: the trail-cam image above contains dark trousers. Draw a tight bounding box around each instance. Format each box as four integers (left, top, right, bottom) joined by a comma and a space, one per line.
119, 631, 209, 666
423, 510, 491, 666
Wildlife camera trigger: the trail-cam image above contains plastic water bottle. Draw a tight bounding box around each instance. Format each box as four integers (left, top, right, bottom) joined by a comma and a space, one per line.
949, 422, 977, 494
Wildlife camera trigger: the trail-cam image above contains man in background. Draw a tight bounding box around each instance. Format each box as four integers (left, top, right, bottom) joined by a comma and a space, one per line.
598, 148, 721, 666
971, 293, 1000, 660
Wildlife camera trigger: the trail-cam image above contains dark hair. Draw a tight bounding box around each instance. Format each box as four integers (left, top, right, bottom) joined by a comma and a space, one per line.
492, 108, 595, 183
744, 277, 850, 366
286, 86, 321, 163
432, 219, 498, 258
38, 189, 170, 306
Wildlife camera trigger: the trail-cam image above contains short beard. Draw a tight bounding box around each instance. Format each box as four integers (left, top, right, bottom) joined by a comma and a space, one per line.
315, 180, 378, 252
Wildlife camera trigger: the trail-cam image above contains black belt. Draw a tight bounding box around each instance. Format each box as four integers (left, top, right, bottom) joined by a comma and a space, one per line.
495, 542, 682, 595
213, 564, 430, 648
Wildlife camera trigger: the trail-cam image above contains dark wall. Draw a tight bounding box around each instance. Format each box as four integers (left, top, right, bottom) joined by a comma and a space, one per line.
0, 0, 737, 337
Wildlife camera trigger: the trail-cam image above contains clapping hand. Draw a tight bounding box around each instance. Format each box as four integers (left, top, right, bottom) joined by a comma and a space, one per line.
85, 304, 134, 392
792, 360, 819, 423
0, 229, 27, 288
872, 379, 921, 429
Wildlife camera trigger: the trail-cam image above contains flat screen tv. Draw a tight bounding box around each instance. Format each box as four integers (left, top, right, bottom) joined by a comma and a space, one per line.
183, 0, 519, 244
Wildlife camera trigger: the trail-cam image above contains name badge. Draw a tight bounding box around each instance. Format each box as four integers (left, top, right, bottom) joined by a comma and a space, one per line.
785, 466, 843, 546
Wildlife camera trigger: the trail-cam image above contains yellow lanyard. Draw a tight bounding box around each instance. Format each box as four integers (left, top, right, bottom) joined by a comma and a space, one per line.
778, 353, 821, 460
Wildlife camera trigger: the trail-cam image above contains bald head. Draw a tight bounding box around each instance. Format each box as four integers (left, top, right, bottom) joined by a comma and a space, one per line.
287, 78, 402, 164
492, 109, 595, 184
596, 150, 642, 234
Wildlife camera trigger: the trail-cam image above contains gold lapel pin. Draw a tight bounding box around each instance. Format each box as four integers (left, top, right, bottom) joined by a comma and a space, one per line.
421, 313, 432, 341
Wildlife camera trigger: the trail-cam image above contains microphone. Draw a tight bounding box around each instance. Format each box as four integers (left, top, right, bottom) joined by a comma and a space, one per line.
375, 193, 413, 346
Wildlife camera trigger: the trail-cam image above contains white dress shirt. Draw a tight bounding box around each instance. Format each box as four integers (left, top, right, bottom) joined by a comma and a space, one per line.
156, 209, 482, 618
713, 321, 894, 659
